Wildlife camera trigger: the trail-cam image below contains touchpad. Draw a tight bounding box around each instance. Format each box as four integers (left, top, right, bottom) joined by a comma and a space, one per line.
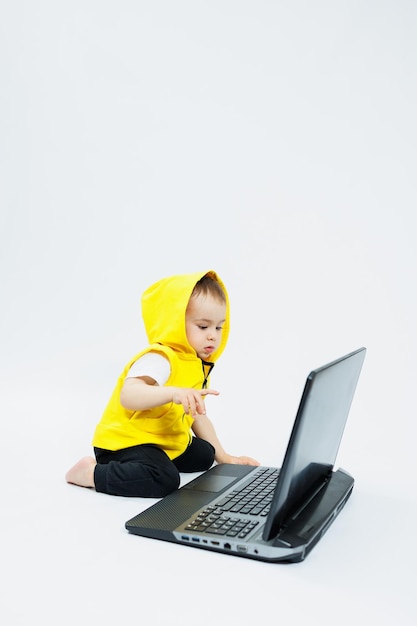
187, 474, 237, 493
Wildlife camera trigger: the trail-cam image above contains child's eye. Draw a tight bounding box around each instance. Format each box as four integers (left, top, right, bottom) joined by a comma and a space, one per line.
198, 325, 208, 330
216, 326, 223, 331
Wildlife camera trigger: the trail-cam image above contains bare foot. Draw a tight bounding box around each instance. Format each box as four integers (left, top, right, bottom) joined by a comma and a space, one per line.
65, 456, 96, 488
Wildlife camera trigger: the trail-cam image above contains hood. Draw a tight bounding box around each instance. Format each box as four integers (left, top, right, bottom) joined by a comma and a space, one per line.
141, 270, 230, 361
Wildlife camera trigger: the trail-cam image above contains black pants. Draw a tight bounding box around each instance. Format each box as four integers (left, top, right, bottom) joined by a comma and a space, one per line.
93, 437, 215, 498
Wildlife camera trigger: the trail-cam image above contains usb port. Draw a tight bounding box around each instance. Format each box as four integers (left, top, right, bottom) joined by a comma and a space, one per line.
191, 537, 200, 542
237, 545, 248, 553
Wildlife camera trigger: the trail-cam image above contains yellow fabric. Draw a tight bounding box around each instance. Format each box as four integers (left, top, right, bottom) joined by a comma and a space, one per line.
92, 270, 230, 459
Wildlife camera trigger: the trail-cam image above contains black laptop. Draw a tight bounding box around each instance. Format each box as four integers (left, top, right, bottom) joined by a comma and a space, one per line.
125, 347, 366, 563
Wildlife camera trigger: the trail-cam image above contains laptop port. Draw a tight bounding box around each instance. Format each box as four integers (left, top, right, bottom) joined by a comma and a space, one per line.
181, 536, 189, 541
191, 537, 200, 542
224, 543, 232, 550
237, 545, 248, 553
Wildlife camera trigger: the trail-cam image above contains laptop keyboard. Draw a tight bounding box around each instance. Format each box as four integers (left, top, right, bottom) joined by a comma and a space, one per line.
184, 467, 279, 539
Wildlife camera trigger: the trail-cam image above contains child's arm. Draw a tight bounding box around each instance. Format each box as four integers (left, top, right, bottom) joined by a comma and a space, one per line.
192, 414, 260, 466
120, 377, 219, 415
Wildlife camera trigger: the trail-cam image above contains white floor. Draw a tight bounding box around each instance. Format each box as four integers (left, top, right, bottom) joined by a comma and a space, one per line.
2, 368, 415, 625
1, 2, 416, 624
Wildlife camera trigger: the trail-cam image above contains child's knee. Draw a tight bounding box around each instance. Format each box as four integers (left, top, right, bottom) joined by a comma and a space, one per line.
152, 469, 180, 497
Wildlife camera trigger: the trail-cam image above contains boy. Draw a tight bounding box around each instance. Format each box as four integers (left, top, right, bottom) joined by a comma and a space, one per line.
65, 270, 259, 497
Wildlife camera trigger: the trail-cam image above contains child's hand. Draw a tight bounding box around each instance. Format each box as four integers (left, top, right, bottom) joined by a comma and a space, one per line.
171, 387, 219, 416
222, 454, 261, 467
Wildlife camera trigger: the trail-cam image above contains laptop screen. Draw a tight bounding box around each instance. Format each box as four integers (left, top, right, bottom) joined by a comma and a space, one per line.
262, 347, 366, 541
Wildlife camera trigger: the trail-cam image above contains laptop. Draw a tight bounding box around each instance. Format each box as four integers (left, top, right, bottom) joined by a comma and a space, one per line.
125, 347, 366, 563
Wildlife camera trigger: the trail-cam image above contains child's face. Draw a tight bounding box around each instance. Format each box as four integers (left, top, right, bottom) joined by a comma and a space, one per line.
185, 294, 226, 360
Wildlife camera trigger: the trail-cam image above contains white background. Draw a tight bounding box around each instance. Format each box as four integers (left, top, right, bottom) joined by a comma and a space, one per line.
1, 1, 416, 624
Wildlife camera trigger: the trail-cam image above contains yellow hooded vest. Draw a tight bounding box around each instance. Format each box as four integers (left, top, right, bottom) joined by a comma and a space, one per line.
92, 270, 230, 459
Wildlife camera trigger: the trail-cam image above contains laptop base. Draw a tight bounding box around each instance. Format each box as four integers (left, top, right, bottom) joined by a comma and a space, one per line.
125, 464, 354, 563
